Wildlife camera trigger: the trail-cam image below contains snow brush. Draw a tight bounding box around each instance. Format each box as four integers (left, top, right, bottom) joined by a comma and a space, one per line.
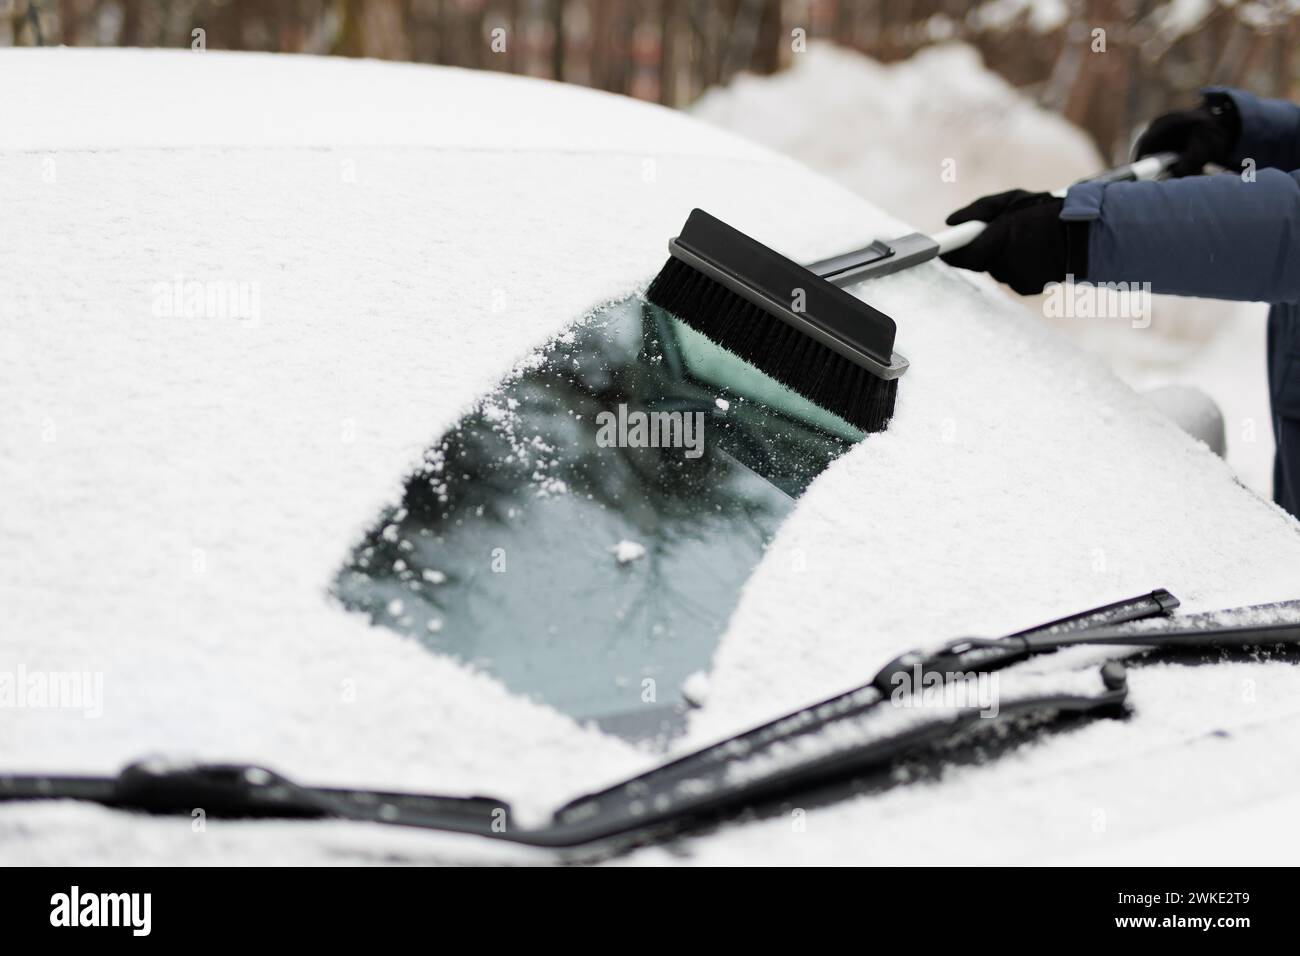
646, 152, 1178, 433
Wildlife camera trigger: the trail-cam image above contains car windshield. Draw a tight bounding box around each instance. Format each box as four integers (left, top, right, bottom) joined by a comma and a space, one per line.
334, 296, 858, 741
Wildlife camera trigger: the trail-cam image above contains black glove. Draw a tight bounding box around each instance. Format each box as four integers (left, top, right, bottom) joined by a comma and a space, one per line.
939, 190, 1085, 295
1134, 92, 1240, 177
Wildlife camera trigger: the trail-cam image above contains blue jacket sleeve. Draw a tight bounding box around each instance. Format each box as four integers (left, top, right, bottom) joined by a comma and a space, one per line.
1063, 169, 1300, 304
1204, 86, 1300, 173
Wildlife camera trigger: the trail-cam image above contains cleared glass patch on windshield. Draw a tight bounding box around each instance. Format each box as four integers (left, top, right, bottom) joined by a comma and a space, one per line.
333, 297, 858, 741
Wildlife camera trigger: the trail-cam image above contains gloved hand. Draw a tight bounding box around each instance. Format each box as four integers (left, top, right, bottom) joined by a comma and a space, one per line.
939, 190, 1082, 295
1134, 92, 1240, 177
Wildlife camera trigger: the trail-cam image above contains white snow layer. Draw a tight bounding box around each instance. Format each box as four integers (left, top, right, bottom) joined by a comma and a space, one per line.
609, 540, 647, 564
2, 49, 1299, 865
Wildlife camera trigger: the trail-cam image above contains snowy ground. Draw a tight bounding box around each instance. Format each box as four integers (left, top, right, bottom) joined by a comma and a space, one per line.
693, 42, 1275, 495
3, 49, 1299, 865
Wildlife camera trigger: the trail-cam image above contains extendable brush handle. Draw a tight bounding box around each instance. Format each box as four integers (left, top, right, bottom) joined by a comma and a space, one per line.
813, 152, 1180, 286
932, 219, 986, 256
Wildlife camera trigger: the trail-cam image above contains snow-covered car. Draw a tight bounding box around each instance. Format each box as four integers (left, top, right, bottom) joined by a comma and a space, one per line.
3, 49, 1300, 865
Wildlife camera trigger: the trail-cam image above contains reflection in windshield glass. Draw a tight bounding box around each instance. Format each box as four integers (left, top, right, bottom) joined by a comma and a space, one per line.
334, 297, 856, 741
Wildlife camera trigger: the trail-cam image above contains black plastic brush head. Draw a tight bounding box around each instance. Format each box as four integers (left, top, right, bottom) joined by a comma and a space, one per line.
646, 209, 907, 434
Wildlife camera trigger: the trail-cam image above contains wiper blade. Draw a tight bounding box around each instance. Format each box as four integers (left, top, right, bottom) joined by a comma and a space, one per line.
0, 760, 511, 837
6, 590, 1299, 853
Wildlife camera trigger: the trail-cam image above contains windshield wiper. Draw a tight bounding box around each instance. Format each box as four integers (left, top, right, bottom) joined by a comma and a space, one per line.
5, 589, 1300, 854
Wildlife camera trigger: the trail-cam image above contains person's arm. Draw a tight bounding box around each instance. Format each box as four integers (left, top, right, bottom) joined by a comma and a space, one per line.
945, 91, 1300, 300
1063, 169, 1300, 303
1204, 87, 1300, 174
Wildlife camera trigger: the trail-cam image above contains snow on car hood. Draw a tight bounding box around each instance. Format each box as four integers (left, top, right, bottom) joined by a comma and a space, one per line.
3, 49, 1299, 865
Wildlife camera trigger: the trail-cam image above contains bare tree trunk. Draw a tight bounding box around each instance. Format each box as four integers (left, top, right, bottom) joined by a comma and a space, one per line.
721, 0, 763, 78
550, 0, 564, 81
660, 0, 677, 105
1042, 2, 1087, 111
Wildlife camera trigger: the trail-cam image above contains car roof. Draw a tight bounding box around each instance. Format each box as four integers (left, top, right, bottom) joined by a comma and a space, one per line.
4, 49, 1300, 864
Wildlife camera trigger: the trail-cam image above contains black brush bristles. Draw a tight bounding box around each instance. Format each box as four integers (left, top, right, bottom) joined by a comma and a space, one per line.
646, 256, 899, 434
